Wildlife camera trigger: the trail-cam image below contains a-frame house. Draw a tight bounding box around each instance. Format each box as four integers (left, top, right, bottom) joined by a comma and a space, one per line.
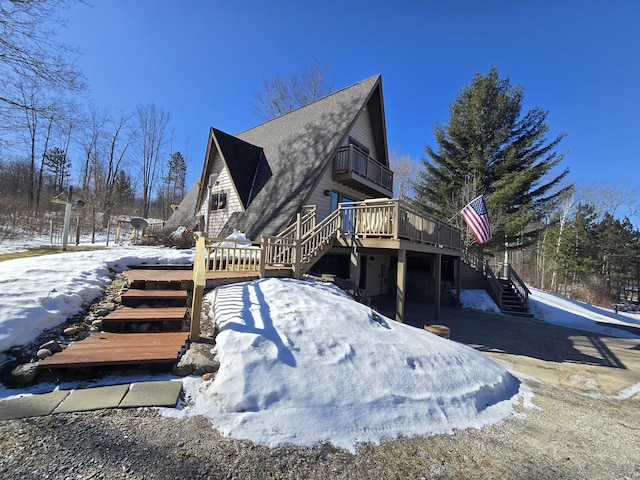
167, 75, 465, 322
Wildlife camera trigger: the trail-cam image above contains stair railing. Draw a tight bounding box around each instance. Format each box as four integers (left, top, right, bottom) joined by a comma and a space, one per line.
299, 208, 342, 266
276, 205, 317, 239
501, 263, 531, 309
484, 260, 504, 309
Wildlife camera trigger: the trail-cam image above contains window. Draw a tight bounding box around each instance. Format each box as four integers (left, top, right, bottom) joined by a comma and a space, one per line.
210, 192, 227, 211
348, 137, 369, 155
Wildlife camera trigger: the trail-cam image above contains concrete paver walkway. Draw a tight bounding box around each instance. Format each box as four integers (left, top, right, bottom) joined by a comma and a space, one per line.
0, 380, 182, 420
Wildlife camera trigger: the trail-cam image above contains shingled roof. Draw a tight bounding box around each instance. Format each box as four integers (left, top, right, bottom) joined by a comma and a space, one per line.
165, 74, 386, 238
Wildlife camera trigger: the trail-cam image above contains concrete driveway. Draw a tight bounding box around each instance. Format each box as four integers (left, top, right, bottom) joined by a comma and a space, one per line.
374, 298, 640, 398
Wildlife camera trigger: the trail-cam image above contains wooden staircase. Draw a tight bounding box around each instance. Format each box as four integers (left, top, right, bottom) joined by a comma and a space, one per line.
39, 267, 194, 371
102, 268, 191, 332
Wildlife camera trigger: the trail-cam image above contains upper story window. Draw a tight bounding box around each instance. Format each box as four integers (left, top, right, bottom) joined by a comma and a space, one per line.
348, 137, 369, 155
210, 192, 227, 211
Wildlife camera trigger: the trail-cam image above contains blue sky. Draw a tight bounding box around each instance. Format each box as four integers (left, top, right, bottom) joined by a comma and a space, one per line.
57, 0, 639, 215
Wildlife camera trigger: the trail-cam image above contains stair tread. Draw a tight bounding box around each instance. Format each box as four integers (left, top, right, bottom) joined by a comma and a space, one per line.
122, 289, 188, 298
103, 307, 187, 322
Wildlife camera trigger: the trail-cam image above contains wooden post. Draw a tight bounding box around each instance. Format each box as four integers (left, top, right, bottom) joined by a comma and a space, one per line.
294, 212, 302, 279
455, 256, 462, 308
393, 201, 400, 239
105, 218, 111, 246
190, 234, 206, 342
75, 215, 80, 246
259, 236, 266, 278
396, 249, 406, 323
434, 253, 442, 321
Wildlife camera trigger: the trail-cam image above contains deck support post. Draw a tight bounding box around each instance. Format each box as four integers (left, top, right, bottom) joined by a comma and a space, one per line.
434, 253, 442, 321
455, 256, 461, 307
395, 248, 406, 323
190, 234, 206, 342
349, 248, 361, 291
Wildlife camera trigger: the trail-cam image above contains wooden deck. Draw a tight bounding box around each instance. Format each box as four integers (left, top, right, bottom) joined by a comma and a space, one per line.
38, 332, 189, 369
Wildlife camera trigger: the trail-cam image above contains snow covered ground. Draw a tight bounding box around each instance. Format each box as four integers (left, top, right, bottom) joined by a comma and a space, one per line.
0, 243, 638, 452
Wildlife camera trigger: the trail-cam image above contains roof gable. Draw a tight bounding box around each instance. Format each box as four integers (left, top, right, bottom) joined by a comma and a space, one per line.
166, 74, 389, 238
210, 128, 270, 208
226, 74, 386, 238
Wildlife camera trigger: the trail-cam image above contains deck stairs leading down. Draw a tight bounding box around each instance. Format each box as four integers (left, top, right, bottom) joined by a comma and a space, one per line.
460, 253, 532, 317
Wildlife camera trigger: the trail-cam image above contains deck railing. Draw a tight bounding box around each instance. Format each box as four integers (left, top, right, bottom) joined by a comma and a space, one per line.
334, 145, 394, 191
194, 199, 461, 280
339, 199, 461, 251
204, 238, 262, 273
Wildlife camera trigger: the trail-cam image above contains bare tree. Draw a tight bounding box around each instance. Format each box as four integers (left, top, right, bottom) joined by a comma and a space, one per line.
135, 103, 170, 218
390, 152, 418, 201
579, 181, 640, 221
0, 0, 85, 115
101, 113, 134, 224
254, 60, 333, 120
78, 106, 106, 192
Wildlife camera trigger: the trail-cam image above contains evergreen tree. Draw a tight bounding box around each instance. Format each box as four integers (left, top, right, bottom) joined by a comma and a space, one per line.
414, 67, 571, 253
113, 169, 135, 213
165, 151, 187, 201
43, 146, 71, 192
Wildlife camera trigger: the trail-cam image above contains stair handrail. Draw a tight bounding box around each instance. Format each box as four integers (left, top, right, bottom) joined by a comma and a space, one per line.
503, 263, 530, 309
276, 205, 317, 239
483, 260, 504, 309
300, 208, 342, 263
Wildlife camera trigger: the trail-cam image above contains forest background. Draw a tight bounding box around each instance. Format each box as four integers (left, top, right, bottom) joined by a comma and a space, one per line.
1, 1, 638, 309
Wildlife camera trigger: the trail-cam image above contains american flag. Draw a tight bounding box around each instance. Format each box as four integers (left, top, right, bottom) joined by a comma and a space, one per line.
461, 195, 492, 244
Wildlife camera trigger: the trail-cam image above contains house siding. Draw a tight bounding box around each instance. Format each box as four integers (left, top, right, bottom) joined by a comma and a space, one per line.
198, 152, 244, 237
346, 107, 377, 162
305, 109, 382, 220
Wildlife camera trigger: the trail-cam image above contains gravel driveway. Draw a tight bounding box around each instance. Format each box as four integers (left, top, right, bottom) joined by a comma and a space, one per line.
1, 307, 638, 479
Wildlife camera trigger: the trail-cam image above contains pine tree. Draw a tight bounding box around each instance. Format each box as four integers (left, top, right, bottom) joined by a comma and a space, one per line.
43, 146, 71, 193
414, 67, 571, 253
165, 151, 187, 201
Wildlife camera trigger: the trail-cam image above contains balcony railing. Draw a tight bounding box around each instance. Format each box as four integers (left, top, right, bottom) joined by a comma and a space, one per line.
334, 145, 394, 192
339, 199, 461, 251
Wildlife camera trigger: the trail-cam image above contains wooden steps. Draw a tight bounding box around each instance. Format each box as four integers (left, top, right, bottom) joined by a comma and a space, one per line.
121, 289, 188, 307
39, 332, 188, 369
37, 265, 266, 372
103, 306, 187, 322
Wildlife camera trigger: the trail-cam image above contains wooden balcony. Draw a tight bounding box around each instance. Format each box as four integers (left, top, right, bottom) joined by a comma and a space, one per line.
337, 199, 461, 253
333, 145, 393, 197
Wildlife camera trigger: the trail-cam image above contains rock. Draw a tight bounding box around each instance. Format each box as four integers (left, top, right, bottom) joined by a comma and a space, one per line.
94, 308, 111, 317
36, 348, 53, 359
91, 319, 103, 329
102, 301, 116, 311
39, 340, 62, 353
202, 372, 214, 382
11, 362, 40, 384
172, 349, 220, 376
63, 326, 78, 336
